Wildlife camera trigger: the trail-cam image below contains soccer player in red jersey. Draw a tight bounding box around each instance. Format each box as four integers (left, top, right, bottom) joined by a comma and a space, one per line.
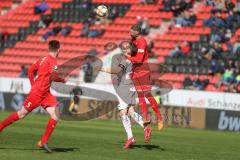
0, 40, 65, 153
125, 25, 164, 131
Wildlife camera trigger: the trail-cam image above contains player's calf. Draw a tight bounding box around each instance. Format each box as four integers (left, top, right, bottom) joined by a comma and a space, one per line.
144, 125, 152, 143
0, 107, 29, 132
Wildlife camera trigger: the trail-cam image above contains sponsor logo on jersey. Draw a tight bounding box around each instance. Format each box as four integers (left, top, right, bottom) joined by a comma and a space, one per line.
54, 65, 58, 71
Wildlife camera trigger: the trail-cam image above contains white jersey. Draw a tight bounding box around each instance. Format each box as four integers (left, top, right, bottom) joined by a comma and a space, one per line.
111, 54, 137, 110
117, 56, 133, 86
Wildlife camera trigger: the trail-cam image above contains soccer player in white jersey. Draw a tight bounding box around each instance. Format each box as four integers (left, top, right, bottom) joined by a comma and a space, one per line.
101, 44, 152, 149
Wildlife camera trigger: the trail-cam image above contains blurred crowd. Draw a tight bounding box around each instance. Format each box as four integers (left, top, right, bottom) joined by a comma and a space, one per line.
3, 0, 240, 93
179, 0, 240, 92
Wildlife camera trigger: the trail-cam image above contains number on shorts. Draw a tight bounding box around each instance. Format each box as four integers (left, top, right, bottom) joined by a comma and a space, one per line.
26, 102, 32, 108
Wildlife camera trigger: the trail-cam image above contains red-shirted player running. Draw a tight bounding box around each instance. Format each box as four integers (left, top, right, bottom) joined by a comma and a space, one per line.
125, 25, 164, 131
0, 40, 65, 153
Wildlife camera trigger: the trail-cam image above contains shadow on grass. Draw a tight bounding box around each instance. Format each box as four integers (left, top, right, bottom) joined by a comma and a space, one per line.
0, 147, 80, 153
118, 141, 165, 151
51, 147, 80, 152
130, 144, 165, 151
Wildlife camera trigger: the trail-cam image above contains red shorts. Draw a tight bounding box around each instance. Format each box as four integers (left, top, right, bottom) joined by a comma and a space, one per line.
23, 92, 58, 112
132, 72, 152, 92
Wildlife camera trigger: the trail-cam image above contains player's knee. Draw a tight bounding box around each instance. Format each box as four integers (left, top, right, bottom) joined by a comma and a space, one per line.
127, 106, 134, 116
50, 114, 59, 121
119, 108, 127, 116
17, 109, 28, 119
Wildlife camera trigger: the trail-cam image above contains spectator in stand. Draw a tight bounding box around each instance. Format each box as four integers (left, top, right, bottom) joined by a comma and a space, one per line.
175, 12, 190, 27
226, 68, 240, 93
180, 41, 191, 56
217, 28, 228, 43
80, 23, 90, 37
76, 0, 92, 10
209, 59, 220, 75
19, 65, 28, 78
203, 42, 223, 59
171, 0, 188, 16
88, 28, 105, 38
224, 29, 232, 41
38, 15, 52, 28
162, 0, 190, 16
236, 1, 240, 11
204, 10, 226, 28
170, 44, 182, 57
235, 72, 240, 84
216, 68, 235, 87
108, 8, 118, 21
162, 0, 175, 11
225, 0, 236, 11
0, 27, 9, 47
175, 10, 196, 27
226, 10, 236, 29
226, 59, 236, 70
141, 17, 150, 35
214, 0, 225, 10
188, 10, 197, 24
201, 47, 213, 61
232, 37, 240, 55
210, 27, 222, 42
192, 75, 209, 90
34, 0, 49, 14
40, 24, 62, 41
213, 42, 223, 58
182, 76, 193, 89
192, 75, 204, 90
60, 25, 72, 36
206, 0, 215, 6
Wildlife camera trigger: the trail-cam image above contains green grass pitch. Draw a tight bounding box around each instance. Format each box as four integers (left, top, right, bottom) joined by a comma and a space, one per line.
0, 111, 239, 160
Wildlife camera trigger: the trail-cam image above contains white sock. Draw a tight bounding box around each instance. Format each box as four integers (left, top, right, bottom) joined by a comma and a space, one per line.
121, 115, 133, 139
131, 112, 144, 128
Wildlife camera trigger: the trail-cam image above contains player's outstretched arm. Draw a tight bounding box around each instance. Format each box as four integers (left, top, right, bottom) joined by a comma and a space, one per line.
101, 66, 122, 74
50, 72, 66, 83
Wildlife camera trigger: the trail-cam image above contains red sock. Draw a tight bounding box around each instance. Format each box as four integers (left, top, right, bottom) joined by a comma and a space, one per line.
0, 112, 19, 131
146, 93, 163, 121
138, 93, 149, 121
41, 118, 58, 144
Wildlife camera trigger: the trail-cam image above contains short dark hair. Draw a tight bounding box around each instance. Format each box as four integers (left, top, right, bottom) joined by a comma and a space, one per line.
131, 24, 141, 33
49, 40, 60, 52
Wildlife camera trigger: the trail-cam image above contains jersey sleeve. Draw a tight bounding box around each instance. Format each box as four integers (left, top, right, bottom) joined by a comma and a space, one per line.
127, 39, 146, 63
28, 59, 40, 86
49, 59, 66, 83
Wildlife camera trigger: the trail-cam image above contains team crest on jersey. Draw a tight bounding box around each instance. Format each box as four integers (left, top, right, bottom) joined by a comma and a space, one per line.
54, 65, 58, 71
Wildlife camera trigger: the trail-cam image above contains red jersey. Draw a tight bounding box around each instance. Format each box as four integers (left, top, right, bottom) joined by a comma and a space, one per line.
127, 36, 150, 78
28, 55, 65, 97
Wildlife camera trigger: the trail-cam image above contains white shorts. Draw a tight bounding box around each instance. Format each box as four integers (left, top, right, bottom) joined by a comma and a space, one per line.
116, 87, 137, 110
